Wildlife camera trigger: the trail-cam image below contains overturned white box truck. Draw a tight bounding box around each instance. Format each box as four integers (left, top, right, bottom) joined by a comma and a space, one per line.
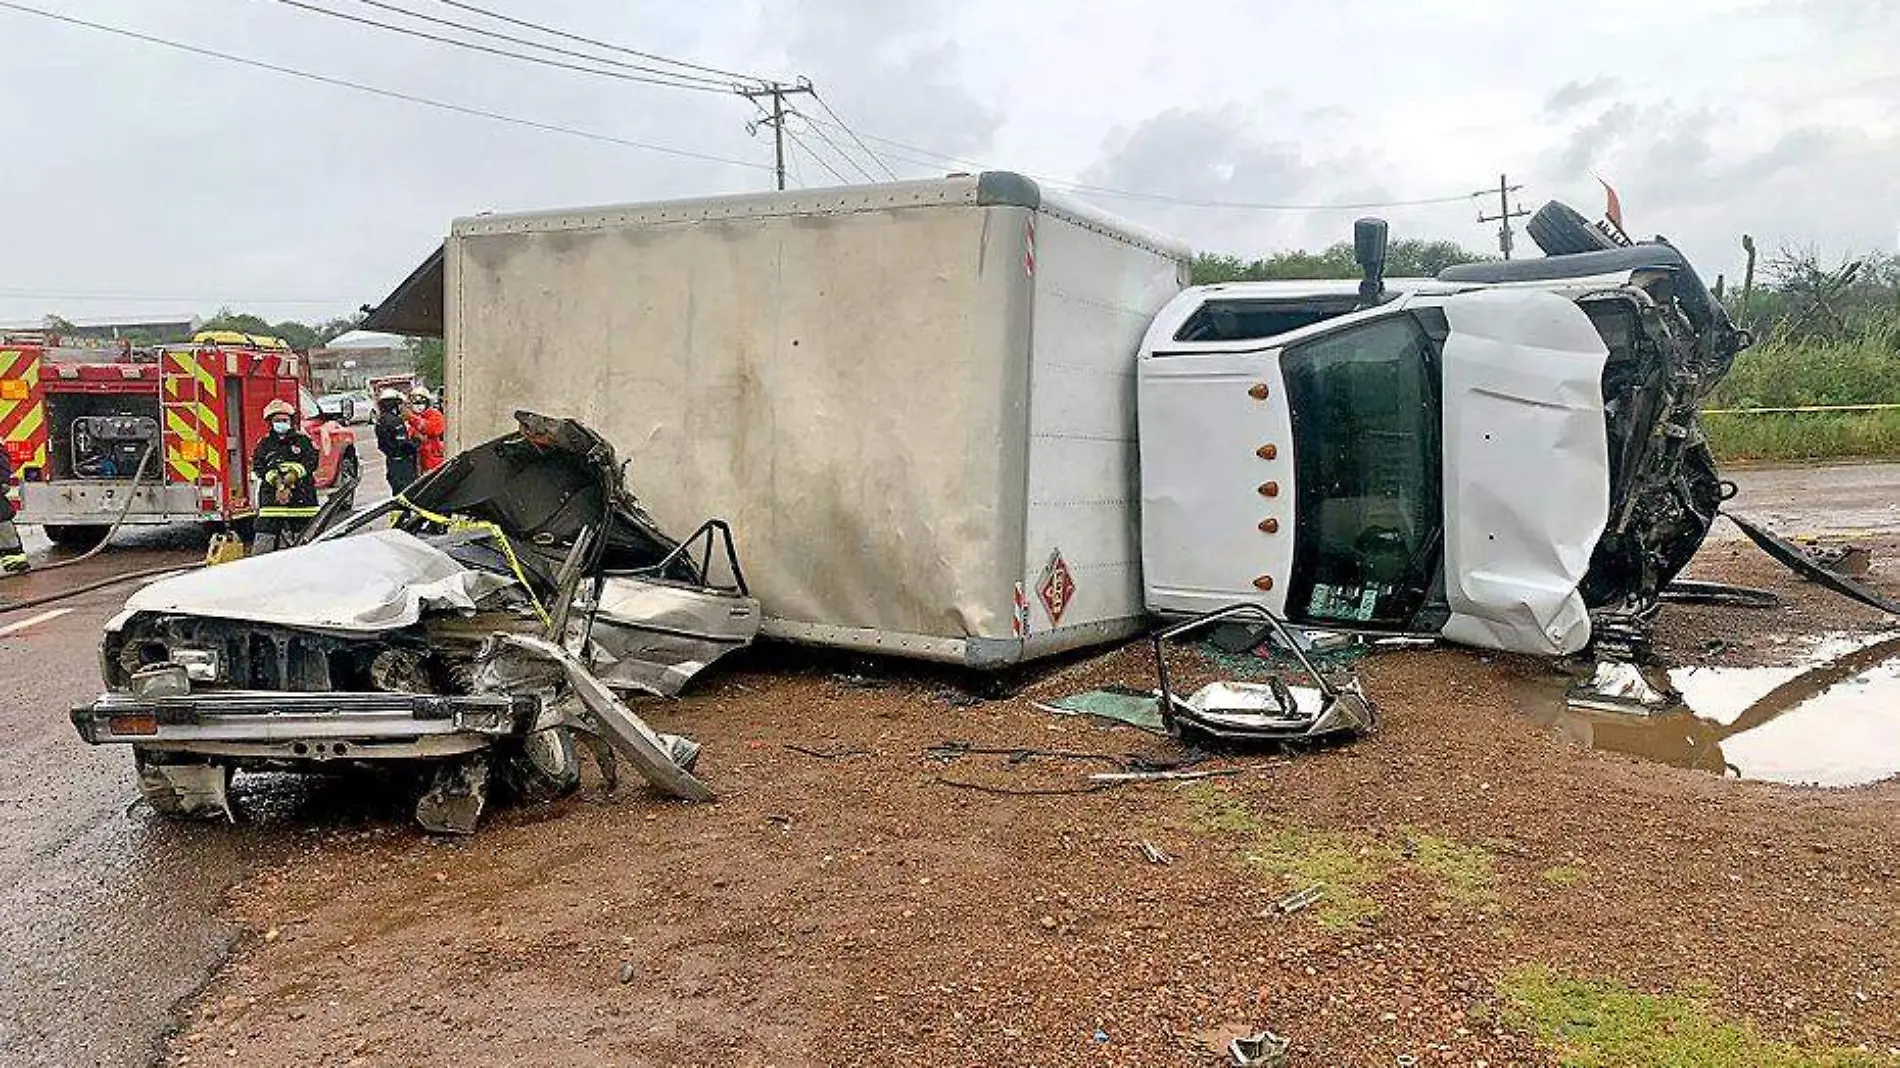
425, 173, 1191, 667
364, 176, 1742, 666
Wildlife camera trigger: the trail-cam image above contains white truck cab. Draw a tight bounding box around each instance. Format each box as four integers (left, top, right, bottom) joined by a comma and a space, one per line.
1138, 237, 1746, 656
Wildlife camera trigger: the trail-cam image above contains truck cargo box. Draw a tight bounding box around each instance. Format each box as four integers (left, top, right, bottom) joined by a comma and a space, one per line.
444, 173, 1189, 667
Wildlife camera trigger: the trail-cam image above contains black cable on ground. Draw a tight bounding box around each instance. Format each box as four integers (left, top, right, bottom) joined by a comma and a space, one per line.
0, 562, 197, 616
933, 776, 1113, 797
1659, 579, 1783, 609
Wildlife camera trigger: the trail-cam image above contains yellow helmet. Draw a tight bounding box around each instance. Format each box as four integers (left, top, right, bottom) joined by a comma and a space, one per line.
262, 399, 297, 420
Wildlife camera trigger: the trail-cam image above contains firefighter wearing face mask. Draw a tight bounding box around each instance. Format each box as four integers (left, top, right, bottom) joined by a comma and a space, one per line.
250, 398, 321, 553
408, 386, 447, 473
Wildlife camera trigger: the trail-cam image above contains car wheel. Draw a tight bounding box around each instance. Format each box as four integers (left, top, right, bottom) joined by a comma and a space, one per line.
504, 726, 582, 803
42, 523, 110, 550
1527, 200, 1620, 257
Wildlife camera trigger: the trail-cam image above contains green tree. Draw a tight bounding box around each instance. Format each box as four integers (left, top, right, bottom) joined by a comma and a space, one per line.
313, 313, 364, 345
1192, 239, 1490, 285
407, 337, 444, 389
269, 320, 320, 350
199, 309, 278, 338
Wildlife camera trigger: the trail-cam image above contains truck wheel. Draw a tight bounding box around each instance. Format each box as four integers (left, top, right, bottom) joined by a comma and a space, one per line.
42, 524, 110, 550
1527, 201, 1620, 257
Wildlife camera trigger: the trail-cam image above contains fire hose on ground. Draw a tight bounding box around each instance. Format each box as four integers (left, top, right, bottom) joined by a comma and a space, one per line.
9, 439, 161, 579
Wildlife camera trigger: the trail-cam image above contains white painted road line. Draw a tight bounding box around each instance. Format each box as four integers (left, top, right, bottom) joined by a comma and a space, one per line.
0, 608, 74, 637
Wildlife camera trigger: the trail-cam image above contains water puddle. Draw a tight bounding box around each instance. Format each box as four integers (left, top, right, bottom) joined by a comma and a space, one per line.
1523, 632, 1900, 787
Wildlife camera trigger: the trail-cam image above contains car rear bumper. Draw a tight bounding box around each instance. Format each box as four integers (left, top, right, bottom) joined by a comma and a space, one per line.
71, 690, 538, 760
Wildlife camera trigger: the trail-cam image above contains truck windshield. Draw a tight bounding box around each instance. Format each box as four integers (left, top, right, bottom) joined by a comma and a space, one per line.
1282, 314, 1441, 628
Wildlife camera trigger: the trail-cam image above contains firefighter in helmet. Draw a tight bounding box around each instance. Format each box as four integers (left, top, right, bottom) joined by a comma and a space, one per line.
408, 386, 447, 473
374, 387, 420, 495
0, 445, 27, 574
250, 398, 321, 553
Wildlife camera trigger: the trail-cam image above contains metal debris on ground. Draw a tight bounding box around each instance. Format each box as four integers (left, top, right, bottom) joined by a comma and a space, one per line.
1229, 1029, 1291, 1067
1137, 841, 1173, 865
783, 743, 871, 760
1276, 884, 1326, 915
1727, 512, 1900, 615
926, 740, 1215, 797
1031, 686, 1167, 734
1154, 604, 1378, 744
1807, 542, 1873, 578
1566, 660, 1678, 715
1086, 768, 1239, 784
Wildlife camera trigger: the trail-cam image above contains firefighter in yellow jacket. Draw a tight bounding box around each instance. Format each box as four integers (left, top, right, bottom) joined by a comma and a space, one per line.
250, 399, 321, 553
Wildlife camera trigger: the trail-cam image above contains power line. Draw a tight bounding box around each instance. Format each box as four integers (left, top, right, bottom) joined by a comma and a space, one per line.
264, 0, 733, 93
0, 1, 771, 170
808, 90, 898, 181
783, 135, 808, 190
340, 0, 739, 87
797, 115, 1479, 211
789, 112, 877, 183
428, 0, 772, 85
782, 127, 850, 185
0, 288, 351, 305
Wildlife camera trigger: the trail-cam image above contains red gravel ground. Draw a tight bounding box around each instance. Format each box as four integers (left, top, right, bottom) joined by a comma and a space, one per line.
164, 546, 1900, 1067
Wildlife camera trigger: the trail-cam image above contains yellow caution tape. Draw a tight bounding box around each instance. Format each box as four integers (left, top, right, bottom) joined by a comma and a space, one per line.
394, 495, 552, 627
1702, 403, 1900, 415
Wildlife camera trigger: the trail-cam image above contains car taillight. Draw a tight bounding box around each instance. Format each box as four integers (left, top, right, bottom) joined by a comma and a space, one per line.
106, 713, 159, 737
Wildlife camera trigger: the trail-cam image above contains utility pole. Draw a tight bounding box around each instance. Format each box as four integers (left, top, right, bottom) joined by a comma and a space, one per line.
1474, 173, 1530, 260
739, 80, 815, 191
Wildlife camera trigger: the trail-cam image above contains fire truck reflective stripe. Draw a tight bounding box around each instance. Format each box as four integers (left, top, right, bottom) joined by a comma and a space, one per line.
164, 408, 204, 482
160, 351, 225, 485
0, 349, 48, 471
186, 357, 217, 395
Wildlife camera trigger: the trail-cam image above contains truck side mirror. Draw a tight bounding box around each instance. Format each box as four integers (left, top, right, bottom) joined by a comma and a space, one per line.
1354, 217, 1389, 307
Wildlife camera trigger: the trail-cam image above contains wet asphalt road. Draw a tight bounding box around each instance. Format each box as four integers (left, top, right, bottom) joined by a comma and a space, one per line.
0, 453, 1893, 1068
0, 427, 387, 1068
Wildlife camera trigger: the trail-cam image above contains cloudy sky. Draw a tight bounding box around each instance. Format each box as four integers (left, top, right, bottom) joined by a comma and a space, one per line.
3, 0, 1896, 325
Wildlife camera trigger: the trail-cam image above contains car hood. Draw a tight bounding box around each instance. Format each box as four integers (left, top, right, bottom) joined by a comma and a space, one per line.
108, 529, 514, 635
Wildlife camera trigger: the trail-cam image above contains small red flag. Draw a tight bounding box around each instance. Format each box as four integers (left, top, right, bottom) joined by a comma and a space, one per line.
1598, 177, 1625, 232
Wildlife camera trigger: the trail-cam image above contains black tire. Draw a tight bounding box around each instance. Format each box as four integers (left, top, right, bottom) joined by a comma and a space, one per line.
1527, 200, 1619, 257
42, 523, 110, 550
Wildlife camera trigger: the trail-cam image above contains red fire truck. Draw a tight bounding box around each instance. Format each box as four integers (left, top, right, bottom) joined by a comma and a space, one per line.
0, 331, 357, 546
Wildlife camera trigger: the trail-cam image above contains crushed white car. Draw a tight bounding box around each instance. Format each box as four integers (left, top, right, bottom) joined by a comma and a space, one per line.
70, 413, 760, 832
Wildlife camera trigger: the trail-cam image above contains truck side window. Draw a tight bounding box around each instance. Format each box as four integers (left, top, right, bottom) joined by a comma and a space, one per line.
1282, 315, 1442, 628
